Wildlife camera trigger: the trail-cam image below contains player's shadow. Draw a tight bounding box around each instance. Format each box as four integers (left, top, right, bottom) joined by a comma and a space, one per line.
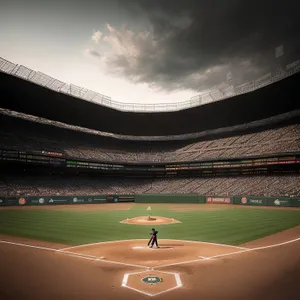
160, 244, 184, 247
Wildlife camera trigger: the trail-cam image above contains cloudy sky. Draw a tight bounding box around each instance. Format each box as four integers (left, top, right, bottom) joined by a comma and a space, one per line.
0, 0, 299, 105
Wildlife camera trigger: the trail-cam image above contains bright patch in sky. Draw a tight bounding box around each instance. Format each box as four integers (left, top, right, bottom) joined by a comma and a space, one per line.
0, 0, 299, 106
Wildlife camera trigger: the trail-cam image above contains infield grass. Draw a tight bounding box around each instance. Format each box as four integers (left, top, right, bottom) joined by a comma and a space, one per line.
0, 204, 300, 246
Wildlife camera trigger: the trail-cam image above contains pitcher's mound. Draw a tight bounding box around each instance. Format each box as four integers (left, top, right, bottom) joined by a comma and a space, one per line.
120, 216, 181, 225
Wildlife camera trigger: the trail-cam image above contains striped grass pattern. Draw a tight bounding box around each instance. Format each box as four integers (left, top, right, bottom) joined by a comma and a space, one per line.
0, 205, 299, 246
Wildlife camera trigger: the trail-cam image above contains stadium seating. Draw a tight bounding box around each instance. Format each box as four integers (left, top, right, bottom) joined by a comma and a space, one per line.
0, 113, 299, 163
1, 175, 299, 197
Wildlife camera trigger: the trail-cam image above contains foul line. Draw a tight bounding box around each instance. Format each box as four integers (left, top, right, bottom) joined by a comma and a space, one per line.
198, 256, 208, 259
0, 240, 148, 269
122, 285, 153, 297
57, 250, 104, 260
57, 238, 247, 252
57, 249, 148, 269
1, 237, 299, 271
93, 258, 147, 269
0, 240, 57, 252
154, 236, 300, 269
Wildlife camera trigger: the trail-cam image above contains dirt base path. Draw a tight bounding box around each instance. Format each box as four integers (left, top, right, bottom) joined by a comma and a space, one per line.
1, 226, 300, 300
57, 239, 244, 268
240, 225, 300, 248
0, 233, 68, 249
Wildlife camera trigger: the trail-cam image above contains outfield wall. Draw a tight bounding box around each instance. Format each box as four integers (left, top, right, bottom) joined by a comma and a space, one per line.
205, 195, 300, 207
134, 194, 205, 204
0, 195, 135, 206
0, 194, 299, 207
233, 196, 300, 207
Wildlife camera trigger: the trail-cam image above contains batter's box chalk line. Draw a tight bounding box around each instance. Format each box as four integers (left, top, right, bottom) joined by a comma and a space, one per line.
56, 238, 247, 252
198, 255, 209, 259
1, 237, 300, 270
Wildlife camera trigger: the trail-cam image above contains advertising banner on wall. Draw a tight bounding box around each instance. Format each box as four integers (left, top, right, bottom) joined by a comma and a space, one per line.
27, 196, 49, 205
267, 198, 291, 207
206, 197, 232, 204
235, 196, 299, 207
3, 197, 27, 206
118, 195, 135, 202
106, 195, 119, 203
71, 196, 88, 204
47, 196, 71, 205
92, 196, 107, 203
1, 194, 299, 207
292, 198, 300, 207
0, 197, 5, 206
235, 196, 268, 206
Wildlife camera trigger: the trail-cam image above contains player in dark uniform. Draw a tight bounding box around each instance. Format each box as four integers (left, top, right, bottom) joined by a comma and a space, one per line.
148, 228, 159, 248
147, 228, 155, 246
148, 228, 155, 247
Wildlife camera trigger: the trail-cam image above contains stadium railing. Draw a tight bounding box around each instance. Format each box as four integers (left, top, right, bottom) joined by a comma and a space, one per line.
0, 56, 299, 113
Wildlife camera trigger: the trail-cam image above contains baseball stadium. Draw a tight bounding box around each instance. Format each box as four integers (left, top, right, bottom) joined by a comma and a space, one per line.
1, 2, 300, 298
1, 55, 300, 300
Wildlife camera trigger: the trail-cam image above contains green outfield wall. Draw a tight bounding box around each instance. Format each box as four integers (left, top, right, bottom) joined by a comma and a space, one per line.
0, 195, 134, 206
234, 196, 300, 207
134, 194, 205, 204
0, 194, 299, 207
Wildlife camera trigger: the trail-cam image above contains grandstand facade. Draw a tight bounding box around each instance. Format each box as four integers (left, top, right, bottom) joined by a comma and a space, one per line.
1, 56, 299, 113
0, 59, 299, 200
0, 57, 300, 137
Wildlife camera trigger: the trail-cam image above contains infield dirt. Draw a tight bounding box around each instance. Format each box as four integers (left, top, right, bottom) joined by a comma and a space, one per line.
1, 226, 300, 300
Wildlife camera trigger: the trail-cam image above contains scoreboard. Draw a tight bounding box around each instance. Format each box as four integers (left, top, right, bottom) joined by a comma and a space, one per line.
0, 148, 299, 176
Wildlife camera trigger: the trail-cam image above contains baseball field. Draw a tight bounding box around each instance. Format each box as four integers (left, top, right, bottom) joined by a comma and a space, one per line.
1, 203, 300, 300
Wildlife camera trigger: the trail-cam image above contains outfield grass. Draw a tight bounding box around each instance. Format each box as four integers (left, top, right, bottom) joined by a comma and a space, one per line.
0, 205, 300, 246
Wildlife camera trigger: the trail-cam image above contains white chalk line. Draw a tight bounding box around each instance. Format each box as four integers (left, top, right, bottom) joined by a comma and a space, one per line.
174, 273, 182, 287
64, 253, 103, 261
154, 258, 209, 269
122, 285, 154, 297
57, 239, 149, 252
57, 250, 104, 260
150, 285, 182, 297
57, 249, 148, 269
0, 240, 148, 269
155, 236, 300, 269
1, 236, 300, 271
58, 238, 247, 252
247, 237, 300, 251
93, 258, 147, 269
2, 237, 300, 297
122, 284, 181, 298
0, 240, 57, 252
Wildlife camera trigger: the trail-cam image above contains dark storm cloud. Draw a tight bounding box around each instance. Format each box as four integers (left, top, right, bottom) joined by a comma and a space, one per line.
112, 0, 300, 92
87, 49, 101, 57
